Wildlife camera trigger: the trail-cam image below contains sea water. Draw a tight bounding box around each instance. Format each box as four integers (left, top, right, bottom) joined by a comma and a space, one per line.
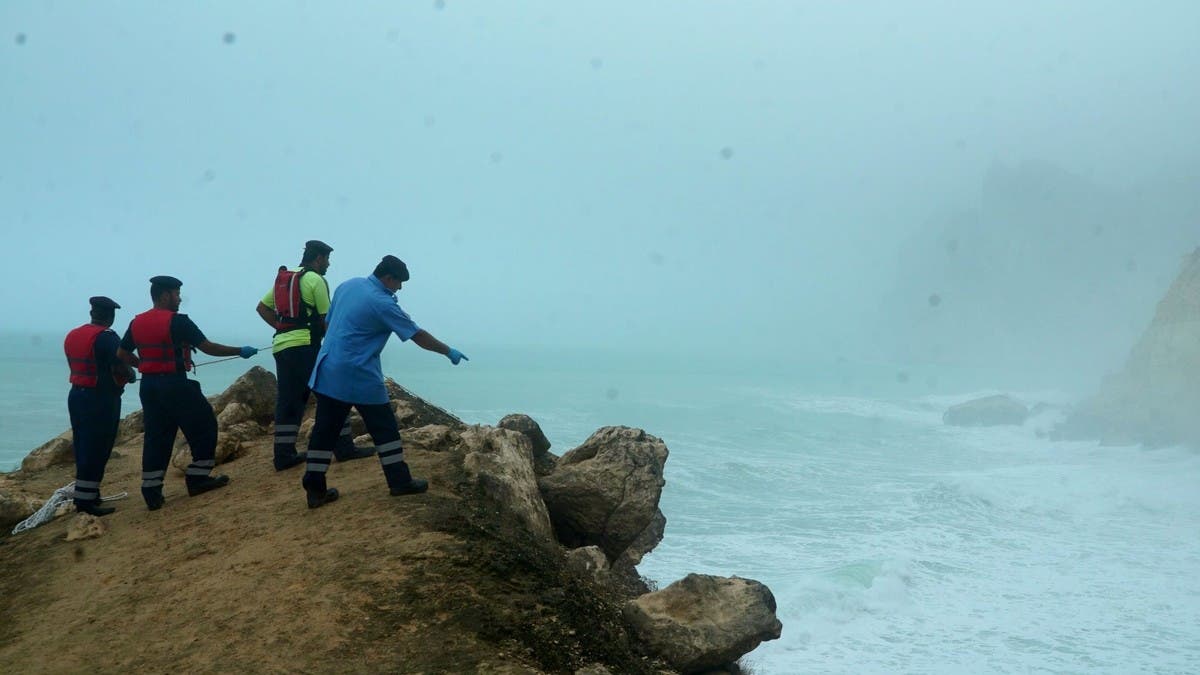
2, 335, 1198, 674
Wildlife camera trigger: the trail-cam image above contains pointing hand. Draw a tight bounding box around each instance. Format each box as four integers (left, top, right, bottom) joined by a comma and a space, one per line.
447, 348, 468, 365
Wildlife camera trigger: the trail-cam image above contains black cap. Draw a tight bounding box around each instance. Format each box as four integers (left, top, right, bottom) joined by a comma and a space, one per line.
149, 275, 182, 289
89, 296, 120, 310
375, 255, 410, 282
305, 240, 333, 256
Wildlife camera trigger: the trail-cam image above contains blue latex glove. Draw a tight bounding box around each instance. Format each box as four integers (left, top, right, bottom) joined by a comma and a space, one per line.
447, 348, 468, 365
239, 346, 258, 359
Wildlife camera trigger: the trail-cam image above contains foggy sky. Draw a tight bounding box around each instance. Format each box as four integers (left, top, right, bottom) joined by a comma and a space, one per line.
4, 1, 1199, 376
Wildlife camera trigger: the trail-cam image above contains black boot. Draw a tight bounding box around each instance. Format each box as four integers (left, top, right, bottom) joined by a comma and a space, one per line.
76, 500, 116, 517
334, 446, 376, 462
142, 489, 165, 511
389, 478, 429, 496
306, 487, 340, 509
274, 451, 307, 471
186, 474, 230, 497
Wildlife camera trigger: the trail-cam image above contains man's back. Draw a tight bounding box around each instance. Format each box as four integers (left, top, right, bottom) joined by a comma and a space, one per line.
311, 275, 419, 405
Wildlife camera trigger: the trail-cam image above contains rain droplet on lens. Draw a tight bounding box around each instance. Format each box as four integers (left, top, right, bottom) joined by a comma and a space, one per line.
433, 0, 446, 9
15, 32, 27, 46
202, 169, 215, 182
896, 371, 910, 384
590, 57, 603, 69
649, 251, 664, 266
424, 115, 436, 128
945, 238, 959, 254
222, 32, 236, 45
490, 151, 503, 163
928, 293, 941, 308
605, 387, 619, 400
720, 147, 734, 160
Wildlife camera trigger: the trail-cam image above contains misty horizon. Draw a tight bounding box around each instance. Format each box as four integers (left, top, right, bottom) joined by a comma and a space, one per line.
5, 1, 1198, 392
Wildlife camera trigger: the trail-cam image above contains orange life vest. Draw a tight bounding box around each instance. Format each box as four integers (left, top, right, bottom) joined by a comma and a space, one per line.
130, 308, 192, 374
64, 323, 107, 387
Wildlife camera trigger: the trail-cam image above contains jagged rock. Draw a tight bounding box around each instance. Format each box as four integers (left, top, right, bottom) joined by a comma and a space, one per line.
171, 435, 244, 473
117, 408, 144, 442
574, 665, 613, 675
616, 508, 666, 571
21, 431, 74, 473
344, 409, 365, 437
460, 426, 554, 543
353, 433, 373, 447
943, 394, 1028, 427
403, 424, 460, 453
210, 366, 277, 421
624, 574, 782, 674
384, 378, 465, 429
538, 426, 668, 561
498, 414, 557, 476
1060, 248, 1200, 447
298, 418, 316, 446
221, 422, 265, 444
217, 401, 254, 429
565, 545, 610, 578
65, 513, 108, 541
0, 489, 39, 529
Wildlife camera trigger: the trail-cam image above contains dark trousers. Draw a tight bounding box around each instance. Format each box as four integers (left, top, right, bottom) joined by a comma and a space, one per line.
139, 375, 217, 504
302, 392, 412, 494
67, 386, 121, 505
273, 345, 354, 460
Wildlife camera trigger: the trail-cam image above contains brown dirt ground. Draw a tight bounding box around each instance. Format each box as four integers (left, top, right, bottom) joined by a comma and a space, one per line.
0, 432, 665, 674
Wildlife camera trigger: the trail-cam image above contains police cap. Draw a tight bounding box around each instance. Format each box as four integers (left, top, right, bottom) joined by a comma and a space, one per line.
304, 240, 333, 256
89, 296, 121, 310
148, 275, 183, 289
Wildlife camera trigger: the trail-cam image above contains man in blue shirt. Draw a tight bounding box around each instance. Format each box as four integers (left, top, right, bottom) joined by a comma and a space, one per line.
302, 255, 467, 508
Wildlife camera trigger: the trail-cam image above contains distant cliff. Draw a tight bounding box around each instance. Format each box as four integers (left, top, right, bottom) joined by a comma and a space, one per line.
1058, 248, 1200, 447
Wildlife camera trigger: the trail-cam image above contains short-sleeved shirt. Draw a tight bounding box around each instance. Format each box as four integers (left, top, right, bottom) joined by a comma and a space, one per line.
91, 329, 123, 397
260, 268, 331, 354
309, 275, 421, 404
120, 313, 207, 374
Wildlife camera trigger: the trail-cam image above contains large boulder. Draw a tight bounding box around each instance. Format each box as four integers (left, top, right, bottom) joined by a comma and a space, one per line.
498, 414, 557, 476
21, 431, 74, 473
210, 366, 277, 421
538, 426, 668, 561
170, 434, 245, 473
402, 424, 461, 454
624, 574, 783, 674
943, 394, 1028, 427
460, 426, 554, 543
384, 378, 465, 429
216, 401, 254, 429
117, 408, 144, 442
1, 489, 39, 530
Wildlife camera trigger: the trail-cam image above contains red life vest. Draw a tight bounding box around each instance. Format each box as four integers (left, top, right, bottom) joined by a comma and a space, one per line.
130, 308, 192, 374
273, 267, 321, 335
64, 323, 107, 387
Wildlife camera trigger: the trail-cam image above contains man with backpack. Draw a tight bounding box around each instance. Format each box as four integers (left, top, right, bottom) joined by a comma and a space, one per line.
256, 240, 375, 471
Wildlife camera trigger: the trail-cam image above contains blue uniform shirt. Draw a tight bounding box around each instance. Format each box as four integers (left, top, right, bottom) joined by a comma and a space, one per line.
309, 275, 421, 404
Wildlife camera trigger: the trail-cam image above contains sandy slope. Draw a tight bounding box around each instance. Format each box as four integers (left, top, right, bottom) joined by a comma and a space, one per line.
0, 432, 653, 674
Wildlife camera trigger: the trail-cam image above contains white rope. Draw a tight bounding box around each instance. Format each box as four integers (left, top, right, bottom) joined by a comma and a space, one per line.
9, 483, 129, 535
11, 482, 75, 535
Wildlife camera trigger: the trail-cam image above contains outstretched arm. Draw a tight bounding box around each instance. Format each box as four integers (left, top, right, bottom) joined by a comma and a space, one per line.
195, 340, 244, 357
411, 329, 449, 356
412, 330, 468, 365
